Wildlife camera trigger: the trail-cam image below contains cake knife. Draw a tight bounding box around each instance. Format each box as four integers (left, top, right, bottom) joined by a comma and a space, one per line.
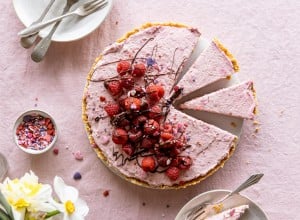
20, 0, 56, 48
31, 0, 78, 62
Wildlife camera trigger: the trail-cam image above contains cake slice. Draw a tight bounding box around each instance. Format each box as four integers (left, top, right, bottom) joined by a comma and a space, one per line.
180, 81, 257, 119
204, 205, 249, 220
175, 39, 239, 101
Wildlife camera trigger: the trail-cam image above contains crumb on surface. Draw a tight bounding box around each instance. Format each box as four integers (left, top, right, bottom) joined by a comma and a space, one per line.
230, 122, 237, 127
103, 190, 110, 197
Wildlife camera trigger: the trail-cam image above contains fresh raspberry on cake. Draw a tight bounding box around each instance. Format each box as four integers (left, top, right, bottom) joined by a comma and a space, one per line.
160, 132, 173, 141
166, 166, 180, 180
112, 128, 128, 145
122, 143, 135, 156
148, 105, 162, 120
121, 75, 135, 90
146, 84, 165, 102
104, 103, 120, 117
124, 97, 141, 111
178, 156, 192, 170
144, 119, 160, 135
104, 80, 123, 96
117, 60, 131, 76
132, 63, 146, 77
141, 156, 156, 172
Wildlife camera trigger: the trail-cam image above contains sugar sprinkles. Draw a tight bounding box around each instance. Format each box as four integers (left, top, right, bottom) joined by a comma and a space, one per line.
16, 114, 55, 151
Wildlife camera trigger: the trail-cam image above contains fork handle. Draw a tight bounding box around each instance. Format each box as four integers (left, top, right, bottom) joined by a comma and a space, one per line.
18, 11, 75, 37
217, 173, 264, 203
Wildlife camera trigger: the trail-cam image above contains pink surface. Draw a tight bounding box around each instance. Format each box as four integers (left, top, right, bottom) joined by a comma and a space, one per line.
0, 0, 299, 219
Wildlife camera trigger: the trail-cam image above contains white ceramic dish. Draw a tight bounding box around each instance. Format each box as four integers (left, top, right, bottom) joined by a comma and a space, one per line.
13, 110, 58, 155
175, 189, 268, 220
13, 0, 113, 42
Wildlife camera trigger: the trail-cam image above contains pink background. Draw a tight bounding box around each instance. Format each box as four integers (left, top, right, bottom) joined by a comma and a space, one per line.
1, 0, 300, 219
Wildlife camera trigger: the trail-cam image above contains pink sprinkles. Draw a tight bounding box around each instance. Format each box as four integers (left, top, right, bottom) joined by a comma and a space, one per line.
16, 114, 55, 151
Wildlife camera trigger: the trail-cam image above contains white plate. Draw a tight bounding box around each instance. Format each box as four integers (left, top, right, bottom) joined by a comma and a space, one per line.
13, 0, 113, 42
175, 190, 268, 220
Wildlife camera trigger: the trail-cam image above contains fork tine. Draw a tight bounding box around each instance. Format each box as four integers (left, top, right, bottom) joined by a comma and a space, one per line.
83, 0, 100, 8
84, 0, 105, 10
85, 0, 108, 13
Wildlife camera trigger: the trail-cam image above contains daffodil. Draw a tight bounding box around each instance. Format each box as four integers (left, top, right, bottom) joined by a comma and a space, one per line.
0, 171, 55, 220
51, 177, 89, 220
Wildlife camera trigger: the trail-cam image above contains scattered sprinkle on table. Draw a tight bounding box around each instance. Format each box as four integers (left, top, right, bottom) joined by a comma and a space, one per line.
53, 148, 59, 155
73, 172, 82, 180
16, 114, 55, 151
103, 190, 110, 197
73, 150, 84, 160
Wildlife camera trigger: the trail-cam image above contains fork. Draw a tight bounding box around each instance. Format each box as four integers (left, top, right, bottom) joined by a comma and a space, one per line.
185, 173, 264, 220
18, 0, 108, 37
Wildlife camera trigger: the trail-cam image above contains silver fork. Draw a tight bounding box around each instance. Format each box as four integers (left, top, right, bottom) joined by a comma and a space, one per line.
185, 173, 264, 220
18, 0, 108, 37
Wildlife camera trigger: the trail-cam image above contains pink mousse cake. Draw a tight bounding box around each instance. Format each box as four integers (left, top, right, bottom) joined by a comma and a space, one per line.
180, 81, 257, 119
175, 39, 239, 101
205, 205, 249, 220
82, 23, 240, 189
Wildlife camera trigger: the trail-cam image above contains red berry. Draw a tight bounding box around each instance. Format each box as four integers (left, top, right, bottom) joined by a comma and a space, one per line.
122, 143, 135, 156
117, 61, 131, 76
141, 137, 157, 149
146, 84, 165, 102
144, 119, 160, 135
157, 156, 170, 167
161, 132, 173, 141
148, 105, 162, 120
128, 130, 142, 143
132, 115, 148, 128
162, 123, 173, 133
104, 103, 120, 117
178, 156, 193, 170
112, 128, 128, 145
141, 156, 156, 172
132, 63, 146, 77
124, 97, 141, 111
53, 148, 59, 155
166, 166, 180, 181
104, 80, 123, 96
121, 75, 135, 90
99, 96, 106, 102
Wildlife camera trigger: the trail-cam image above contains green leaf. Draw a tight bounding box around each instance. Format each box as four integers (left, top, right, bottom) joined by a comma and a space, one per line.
0, 208, 11, 220
45, 210, 60, 219
0, 191, 14, 220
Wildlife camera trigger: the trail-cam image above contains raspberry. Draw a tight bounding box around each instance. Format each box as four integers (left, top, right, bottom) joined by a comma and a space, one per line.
112, 128, 128, 145
160, 132, 173, 141
141, 137, 157, 149
104, 103, 120, 117
178, 156, 193, 170
144, 119, 160, 135
122, 143, 135, 156
132, 115, 148, 128
146, 84, 165, 102
148, 105, 162, 120
104, 80, 123, 96
141, 156, 156, 172
117, 61, 131, 76
124, 97, 141, 111
121, 75, 135, 90
128, 130, 142, 143
133, 86, 146, 98
157, 156, 170, 167
162, 123, 173, 133
132, 63, 146, 77
166, 166, 180, 181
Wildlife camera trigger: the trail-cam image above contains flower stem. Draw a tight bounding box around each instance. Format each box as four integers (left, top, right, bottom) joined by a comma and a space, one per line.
45, 210, 60, 219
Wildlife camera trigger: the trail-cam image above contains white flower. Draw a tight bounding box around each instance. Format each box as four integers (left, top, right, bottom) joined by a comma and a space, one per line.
51, 177, 89, 220
0, 171, 54, 220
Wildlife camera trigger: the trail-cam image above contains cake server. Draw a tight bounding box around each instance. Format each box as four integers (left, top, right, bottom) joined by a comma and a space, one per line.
18, 0, 108, 37
185, 173, 264, 220
30, 0, 79, 62
20, 0, 56, 48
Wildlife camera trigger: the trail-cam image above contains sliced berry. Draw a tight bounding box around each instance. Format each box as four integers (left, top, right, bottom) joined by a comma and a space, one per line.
112, 128, 128, 145
146, 84, 165, 102
104, 103, 120, 117
144, 119, 160, 135
124, 97, 141, 111
104, 80, 123, 96
122, 143, 135, 156
121, 75, 135, 90
166, 166, 180, 181
178, 156, 193, 170
117, 61, 131, 76
148, 105, 162, 120
132, 63, 146, 77
141, 156, 156, 172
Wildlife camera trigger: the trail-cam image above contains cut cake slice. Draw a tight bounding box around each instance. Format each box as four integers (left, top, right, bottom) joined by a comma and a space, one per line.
175, 39, 239, 101
180, 81, 257, 119
205, 205, 249, 220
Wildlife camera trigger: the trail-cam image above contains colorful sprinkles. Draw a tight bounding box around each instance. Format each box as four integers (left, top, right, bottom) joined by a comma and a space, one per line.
15, 113, 56, 151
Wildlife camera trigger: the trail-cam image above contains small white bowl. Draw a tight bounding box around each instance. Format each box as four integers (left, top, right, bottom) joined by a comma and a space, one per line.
13, 110, 58, 155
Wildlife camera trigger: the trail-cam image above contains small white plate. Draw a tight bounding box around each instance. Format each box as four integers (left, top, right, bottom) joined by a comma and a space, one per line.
175, 190, 268, 220
13, 0, 113, 42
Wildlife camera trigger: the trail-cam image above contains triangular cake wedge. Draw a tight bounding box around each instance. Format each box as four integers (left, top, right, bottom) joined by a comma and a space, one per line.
205, 205, 249, 220
175, 39, 239, 101
180, 81, 257, 119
